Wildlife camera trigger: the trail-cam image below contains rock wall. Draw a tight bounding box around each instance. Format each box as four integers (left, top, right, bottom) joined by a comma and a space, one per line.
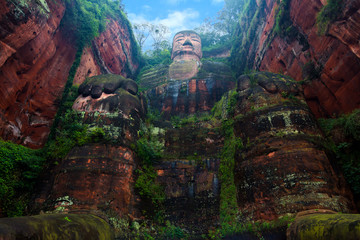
233, 72, 356, 221
151, 119, 223, 234
0, 0, 139, 148
237, 0, 360, 118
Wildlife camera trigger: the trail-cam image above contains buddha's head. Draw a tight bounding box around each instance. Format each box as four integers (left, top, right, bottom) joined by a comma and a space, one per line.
171, 30, 202, 62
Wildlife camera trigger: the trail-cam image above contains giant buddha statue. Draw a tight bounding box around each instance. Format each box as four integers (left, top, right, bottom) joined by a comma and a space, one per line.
171, 30, 202, 62
141, 30, 235, 118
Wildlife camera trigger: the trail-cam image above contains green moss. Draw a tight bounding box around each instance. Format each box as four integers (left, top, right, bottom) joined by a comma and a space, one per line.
316, 0, 343, 35
274, 0, 296, 39
0, 213, 114, 239
218, 117, 243, 237
290, 214, 360, 240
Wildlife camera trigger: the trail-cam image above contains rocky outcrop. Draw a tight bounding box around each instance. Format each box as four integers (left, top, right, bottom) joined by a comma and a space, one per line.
0, 0, 140, 148
74, 19, 140, 85
41, 144, 139, 219
233, 72, 356, 221
0, 213, 114, 240
0, 0, 73, 148
33, 75, 146, 219
235, 0, 360, 118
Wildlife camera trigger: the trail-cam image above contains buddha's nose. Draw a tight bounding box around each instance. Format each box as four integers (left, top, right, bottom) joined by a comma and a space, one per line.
183, 39, 193, 47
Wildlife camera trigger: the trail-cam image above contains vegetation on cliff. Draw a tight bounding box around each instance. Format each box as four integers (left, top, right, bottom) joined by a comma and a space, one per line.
316, 0, 344, 35
274, 0, 297, 39
0, 141, 45, 217
0, 0, 141, 218
134, 123, 165, 221
49, 0, 140, 150
229, 0, 265, 76
318, 109, 360, 197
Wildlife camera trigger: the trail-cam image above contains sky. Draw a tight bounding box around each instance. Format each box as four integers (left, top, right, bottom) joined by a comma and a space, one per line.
122, 0, 225, 50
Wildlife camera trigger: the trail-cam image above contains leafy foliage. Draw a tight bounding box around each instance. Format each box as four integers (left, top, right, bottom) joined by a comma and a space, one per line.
316, 0, 343, 35
318, 109, 360, 196
274, 0, 297, 39
135, 166, 165, 207
135, 138, 162, 166
134, 124, 165, 221
229, 0, 265, 76
143, 47, 172, 67
61, 0, 121, 49
0, 140, 46, 217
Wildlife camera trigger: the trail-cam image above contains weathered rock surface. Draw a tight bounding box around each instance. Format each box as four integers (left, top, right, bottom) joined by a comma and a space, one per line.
141, 61, 235, 118
0, 0, 139, 148
32, 75, 145, 227
0, 213, 114, 240
287, 210, 360, 240
238, 0, 360, 118
156, 159, 220, 234
233, 72, 356, 221
0, 0, 73, 148
40, 144, 139, 219
73, 74, 146, 144
151, 120, 223, 234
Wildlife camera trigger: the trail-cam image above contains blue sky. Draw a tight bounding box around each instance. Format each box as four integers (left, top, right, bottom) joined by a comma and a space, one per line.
122, 0, 225, 49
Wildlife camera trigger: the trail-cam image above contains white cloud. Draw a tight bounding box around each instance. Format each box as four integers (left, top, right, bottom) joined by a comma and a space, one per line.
128, 9, 201, 50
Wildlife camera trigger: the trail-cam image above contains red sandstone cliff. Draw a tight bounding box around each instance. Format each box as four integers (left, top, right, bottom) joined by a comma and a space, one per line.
240, 0, 360, 118
0, 0, 139, 148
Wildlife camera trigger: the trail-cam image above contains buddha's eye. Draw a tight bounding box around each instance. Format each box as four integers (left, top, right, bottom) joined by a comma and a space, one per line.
191, 38, 199, 42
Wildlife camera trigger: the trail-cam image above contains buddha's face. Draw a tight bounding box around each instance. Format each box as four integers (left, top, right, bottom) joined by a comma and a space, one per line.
171, 31, 202, 61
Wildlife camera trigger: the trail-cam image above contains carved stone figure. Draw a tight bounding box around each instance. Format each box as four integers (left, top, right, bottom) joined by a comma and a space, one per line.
171, 30, 202, 62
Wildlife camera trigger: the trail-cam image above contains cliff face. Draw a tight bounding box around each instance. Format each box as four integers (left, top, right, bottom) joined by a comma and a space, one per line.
233, 72, 355, 221
0, 0, 139, 148
236, 0, 360, 118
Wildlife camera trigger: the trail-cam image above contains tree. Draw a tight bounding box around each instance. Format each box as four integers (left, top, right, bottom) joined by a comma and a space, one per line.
149, 24, 170, 51
133, 23, 151, 50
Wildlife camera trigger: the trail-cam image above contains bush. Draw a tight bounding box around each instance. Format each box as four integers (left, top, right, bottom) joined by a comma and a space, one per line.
0, 140, 46, 217
134, 127, 165, 221
318, 109, 360, 195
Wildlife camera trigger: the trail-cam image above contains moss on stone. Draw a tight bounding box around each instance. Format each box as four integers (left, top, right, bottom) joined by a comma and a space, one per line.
0, 213, 114, 239
288, 213, 360, 240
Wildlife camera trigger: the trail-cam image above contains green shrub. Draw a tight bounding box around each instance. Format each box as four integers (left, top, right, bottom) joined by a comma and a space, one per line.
0, 140, 46, 217
135, 166, 165, 207
160, 221, 188, 239
134, 126, 165, 221
135, 138, 162, 166
61, 0, 129, 49
318, 109, 360, 195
